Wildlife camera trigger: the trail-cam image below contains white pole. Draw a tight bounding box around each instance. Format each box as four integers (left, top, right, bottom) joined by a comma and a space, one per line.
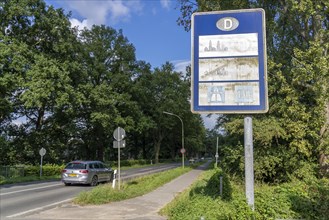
112, 169, 117, 188
215, 137, 219, 167
40, 156, 43, 177
118, 141, 121, 190
244, 116, 254, 211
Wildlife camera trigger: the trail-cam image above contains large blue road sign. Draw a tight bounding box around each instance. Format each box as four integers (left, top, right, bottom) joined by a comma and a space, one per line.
191, 9, 268, 113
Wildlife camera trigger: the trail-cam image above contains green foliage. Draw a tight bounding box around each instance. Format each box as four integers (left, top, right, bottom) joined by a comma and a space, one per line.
189, 168, 233, 201
176, 0, 329, 181
161, 167, 329, 220
0, 175, 60, 185
161, 168, 254, 220
24, 164, 64, 176
255, 178, 329, 220
74, 167, 191, 205
0, 0, 205, 165
110, 159, 149, 167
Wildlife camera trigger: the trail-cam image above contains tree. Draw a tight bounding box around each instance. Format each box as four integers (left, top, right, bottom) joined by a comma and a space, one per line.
177, 0, 329, 180
133, 62, 199, 163
0, 0, 80, 164
68, 25, 139, 161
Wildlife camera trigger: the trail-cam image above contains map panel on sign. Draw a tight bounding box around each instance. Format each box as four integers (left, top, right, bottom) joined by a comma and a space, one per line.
199, 57, 259, 81
198, 82, 260, 106
199, 33, 258, 58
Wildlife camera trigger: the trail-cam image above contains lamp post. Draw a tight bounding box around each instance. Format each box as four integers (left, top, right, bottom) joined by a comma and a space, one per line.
163, 111, 185, 168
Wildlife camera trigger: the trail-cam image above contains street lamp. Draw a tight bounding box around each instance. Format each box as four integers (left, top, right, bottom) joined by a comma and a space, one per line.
163, 111, 185, 168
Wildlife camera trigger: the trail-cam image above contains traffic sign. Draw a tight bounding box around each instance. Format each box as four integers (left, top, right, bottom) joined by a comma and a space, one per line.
113, 140, 126, 148
39, 148, 46, 156
180, 148, 186, 154
113, 127, 126, 141
191, 9, 268, 114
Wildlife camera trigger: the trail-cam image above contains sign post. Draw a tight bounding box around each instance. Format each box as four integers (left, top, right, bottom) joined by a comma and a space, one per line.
39, 147, 46, 177
113, 127, 126, 190
244, 116, 254, 210
180, 148, 186, 169
191, 9, 267, 210
215, 137, 219, 168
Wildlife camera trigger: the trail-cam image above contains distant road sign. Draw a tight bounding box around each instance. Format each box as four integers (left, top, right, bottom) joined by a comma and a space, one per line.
113, 140, 126, 149
191, 9, 268, 114
113, 127, 126, 141
180, 148, 186, 154
39, 148, 46, 156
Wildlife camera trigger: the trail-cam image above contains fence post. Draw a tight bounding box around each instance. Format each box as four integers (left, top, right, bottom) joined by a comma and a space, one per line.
219, 176, 223, 197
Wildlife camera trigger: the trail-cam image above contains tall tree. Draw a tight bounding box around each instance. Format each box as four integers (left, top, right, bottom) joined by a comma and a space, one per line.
72, 25, 138, 161
133, 62, 197, 163
177, 0, 329, 180
0, 0, 80, 164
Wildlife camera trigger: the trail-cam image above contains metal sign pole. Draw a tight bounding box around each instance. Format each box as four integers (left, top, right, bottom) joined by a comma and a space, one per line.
118, 143, 120, 190
39, 148, 46, 177
40, 155, 43, 177
244, 116, 254, 210
113, 127, 126, 191
215, 137, 219, 167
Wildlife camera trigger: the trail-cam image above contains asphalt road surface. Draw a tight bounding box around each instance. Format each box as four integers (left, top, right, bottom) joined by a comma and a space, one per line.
0, 163, 180, 220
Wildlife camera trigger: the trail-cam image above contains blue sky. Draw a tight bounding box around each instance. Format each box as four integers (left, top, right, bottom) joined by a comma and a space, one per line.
44, 0, 217, 129
45, 0, 190, 71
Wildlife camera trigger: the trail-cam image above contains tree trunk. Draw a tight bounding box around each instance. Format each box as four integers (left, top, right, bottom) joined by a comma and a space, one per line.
154, 140, 161, 164
153, 129, 164, 164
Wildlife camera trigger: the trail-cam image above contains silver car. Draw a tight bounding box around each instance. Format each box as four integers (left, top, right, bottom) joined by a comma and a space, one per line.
61, 161, 113, 186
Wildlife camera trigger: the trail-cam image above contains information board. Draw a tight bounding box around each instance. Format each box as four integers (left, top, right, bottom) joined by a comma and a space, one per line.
191, 9, 268, 113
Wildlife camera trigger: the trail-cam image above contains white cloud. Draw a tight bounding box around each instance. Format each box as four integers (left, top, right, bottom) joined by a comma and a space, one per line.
59, 0, 143, 29
70, 18, 91, 30
160, 0, 171, 10
173, 59, 190, 73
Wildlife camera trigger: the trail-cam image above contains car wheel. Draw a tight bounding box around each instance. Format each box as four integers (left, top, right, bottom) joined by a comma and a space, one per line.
90, 175, 98, 186
64, 182, 71, 186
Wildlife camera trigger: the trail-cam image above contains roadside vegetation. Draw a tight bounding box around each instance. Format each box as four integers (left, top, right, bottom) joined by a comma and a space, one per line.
1, 0, 328, 218
160, 165, 329, 220
0, 159, 174, 185
74, 166, 193, 205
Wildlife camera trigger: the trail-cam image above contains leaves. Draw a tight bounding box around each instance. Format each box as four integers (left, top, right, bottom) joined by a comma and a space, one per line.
1, 0, 206, 165
177, 0, 329, 180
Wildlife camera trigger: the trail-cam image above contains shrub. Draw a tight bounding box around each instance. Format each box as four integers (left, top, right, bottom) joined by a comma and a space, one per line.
204, 168, 232, 201
24, 164, 64, 176
161, 168, 253, 220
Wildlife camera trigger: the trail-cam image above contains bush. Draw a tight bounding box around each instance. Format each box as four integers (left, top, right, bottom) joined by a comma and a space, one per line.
161, 166, 329, 220
203, 168, 232, 201
110, 159, 150, 167
161, 168, 253, 220
24, 164, 64, 176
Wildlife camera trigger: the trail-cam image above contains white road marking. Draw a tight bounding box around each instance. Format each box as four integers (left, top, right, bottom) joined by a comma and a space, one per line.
0, 183, 63, 196
6, 198, 73, 218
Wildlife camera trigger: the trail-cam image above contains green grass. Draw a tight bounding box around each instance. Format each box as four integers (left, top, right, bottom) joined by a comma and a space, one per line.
0, 175, 61, 185
0, 162, 171, 185
74, 166, 192, 205
160, 168, 329, 220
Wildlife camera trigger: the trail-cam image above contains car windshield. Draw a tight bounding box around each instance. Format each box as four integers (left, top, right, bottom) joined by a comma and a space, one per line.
65, 162, 86, 169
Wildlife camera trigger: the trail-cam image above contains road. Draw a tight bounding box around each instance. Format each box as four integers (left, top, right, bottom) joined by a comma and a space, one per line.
0, 163, 180, 220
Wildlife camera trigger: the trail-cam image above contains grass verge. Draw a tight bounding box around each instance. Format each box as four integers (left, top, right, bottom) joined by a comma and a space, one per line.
0, 163, 173, 185
160, 167, 329, 220
0, 175, 60, 185
74, 166, 192, 205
